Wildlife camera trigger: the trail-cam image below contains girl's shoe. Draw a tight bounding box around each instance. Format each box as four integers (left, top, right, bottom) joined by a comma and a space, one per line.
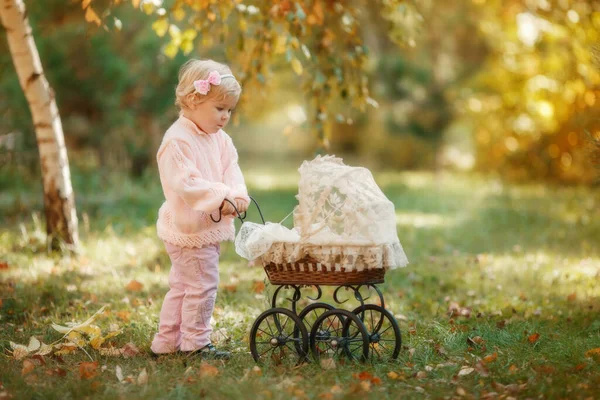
185, 343, 231, 360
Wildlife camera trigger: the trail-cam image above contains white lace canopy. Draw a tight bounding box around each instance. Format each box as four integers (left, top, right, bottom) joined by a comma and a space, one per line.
235, 155, 408, 270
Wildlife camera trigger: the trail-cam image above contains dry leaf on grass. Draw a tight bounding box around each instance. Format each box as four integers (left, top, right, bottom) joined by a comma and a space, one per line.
116, 365, 124, 382
585, 348, 600, 358
320, 358, 336, 370
79, 361, 98, 380
528, 333, 541, 344
483, 352, 498, 363
458, 367, 474, 376
21, 359, 36, 376
199, 362, 219, 378
137, 368, 148, 385
125, 280, 144, 292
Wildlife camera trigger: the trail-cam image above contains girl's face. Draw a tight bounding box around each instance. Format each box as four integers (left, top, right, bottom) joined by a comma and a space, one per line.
185, 96, 238, 134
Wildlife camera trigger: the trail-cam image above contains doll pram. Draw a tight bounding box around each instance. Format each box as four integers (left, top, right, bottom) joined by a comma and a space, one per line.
225, 156, 408, 366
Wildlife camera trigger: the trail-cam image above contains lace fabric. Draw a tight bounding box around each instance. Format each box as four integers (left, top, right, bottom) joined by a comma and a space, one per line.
234, 155, 409, 270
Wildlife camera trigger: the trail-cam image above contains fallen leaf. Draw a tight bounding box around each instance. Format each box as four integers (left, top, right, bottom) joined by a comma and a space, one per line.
116, 311, 131, 322
35, 343, 53, 356
370, 377, 382, 385
46, 367, 67, 377
51, 305, 107, 334
330, 385, 343, 394
528, 333, 541, 344
475, 361, 489, 377
416, 371, 427, 379
223, 283, 238, 292
356, 371, 372, 380
252, 281, 266, 294
387, 371, 399, 379
574, 363, 586, 371
137, 368, 148, 385
199, 362, 219, 378
26, 337, 41, 352
9, 342, 30, 360
585, 348, 600, 358
116, 365, 124, 382
320, 358, 336, 370
125, 280, 144, 292
468, 336, 485, 346
22, 359, 36, 376
458, 367, 474, 376
567, 293, 577, 301
0, 261, 9, 269
483, 352, 498, 364
252, 365, 262, 376
120, 342, 140, 358
508, 364, 519, 374
457, 387, 466, 396
79, 361, 98, 380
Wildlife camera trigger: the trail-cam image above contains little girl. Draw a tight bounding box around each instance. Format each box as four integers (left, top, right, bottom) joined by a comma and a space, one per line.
150, 59, 249, 359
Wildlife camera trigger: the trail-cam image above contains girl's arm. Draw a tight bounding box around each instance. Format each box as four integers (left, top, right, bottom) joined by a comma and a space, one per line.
159, 139, 231, 213
221, 134, 250, 206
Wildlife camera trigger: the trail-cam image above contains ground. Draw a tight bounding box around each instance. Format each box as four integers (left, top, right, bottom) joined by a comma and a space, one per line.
1, 166, 599, 399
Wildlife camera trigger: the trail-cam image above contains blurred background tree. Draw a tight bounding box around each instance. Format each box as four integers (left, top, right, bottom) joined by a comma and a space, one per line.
1, 0, 599, 186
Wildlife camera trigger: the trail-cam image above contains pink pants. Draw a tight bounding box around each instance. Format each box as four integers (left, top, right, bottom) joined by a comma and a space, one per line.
151, 241, 220, 353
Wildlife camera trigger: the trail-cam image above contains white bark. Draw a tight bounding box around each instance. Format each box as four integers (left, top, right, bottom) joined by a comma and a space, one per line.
1, 0, 79, 249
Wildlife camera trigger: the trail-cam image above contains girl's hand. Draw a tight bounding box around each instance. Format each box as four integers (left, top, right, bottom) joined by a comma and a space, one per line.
220, 198, 236, 216
235, 199, 249, 214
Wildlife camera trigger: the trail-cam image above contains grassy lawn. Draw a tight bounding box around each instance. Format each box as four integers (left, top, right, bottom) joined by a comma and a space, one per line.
1, 165, 599, 399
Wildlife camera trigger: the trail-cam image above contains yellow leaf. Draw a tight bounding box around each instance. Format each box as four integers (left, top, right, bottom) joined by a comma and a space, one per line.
164, 43, 179, 59
84, 7, 101, 26
90, 336, 105, 350
387, 371, 399, 379
152, 19, 169, 37
199, 362, 219, 377
77, 324, 102, 337
132, 0, 140, 8
67, 331, 86, 347
173, 7, 186, 21
82, 0, 92, 9
182, 29, 197, 41
51, 305, 107, 334
125, 280, 144, 292
54, 343, 78, 355
181, 39, 194, 55
291, 58, 303, 75
585, 348, 600, 357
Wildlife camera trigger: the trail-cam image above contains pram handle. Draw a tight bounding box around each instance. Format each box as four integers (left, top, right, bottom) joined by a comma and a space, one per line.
210, 196, 265, 225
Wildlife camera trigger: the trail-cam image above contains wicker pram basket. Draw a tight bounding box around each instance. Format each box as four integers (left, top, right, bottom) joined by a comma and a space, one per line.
261, 258, 386, 286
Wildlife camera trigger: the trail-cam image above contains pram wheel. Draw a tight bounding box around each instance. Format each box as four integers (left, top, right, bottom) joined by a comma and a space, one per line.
249, 308, 308, 366
310, 309, 369, 364
298, 302, 336, 333
352, 304, 402, 361
293, 302, 335, 358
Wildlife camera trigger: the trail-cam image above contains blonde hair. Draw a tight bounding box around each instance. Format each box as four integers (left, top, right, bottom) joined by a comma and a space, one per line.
175, 59, 242, 110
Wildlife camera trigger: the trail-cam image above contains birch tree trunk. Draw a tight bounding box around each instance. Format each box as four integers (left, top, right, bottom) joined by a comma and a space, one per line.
1, 0, 79, 250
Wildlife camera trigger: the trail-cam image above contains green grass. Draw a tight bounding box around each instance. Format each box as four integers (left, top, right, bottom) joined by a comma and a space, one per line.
1, 165, 600, 399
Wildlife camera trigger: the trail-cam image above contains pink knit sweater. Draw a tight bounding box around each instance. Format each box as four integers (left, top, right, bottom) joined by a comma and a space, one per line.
156, 115, 250, 248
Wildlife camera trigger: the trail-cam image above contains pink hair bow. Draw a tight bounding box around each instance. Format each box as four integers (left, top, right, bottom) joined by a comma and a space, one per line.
193, 71, 222, 95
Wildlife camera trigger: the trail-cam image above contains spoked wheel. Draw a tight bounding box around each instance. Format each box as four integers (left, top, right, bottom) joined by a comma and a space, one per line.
352, 304, 402, 361
250, 308, 308, 366
298, 302, 336, 334
310, 309, 369, 364
293, 302, 335, 359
